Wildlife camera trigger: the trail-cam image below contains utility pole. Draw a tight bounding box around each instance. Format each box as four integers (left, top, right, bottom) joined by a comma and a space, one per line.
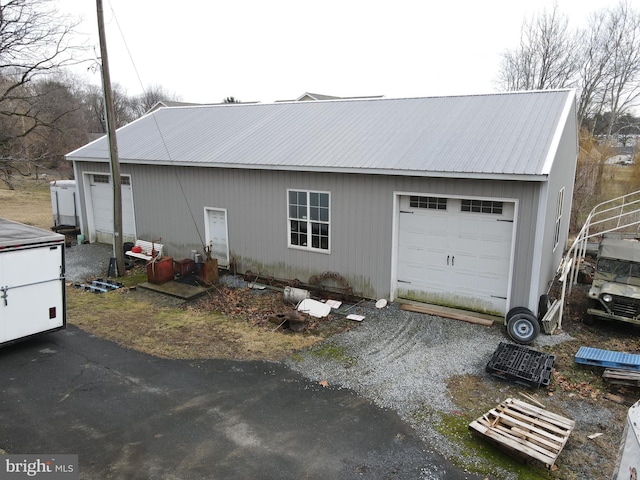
97, 0, 125, 277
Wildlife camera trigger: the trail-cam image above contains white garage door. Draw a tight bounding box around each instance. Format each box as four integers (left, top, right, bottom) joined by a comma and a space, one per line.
396, 195, 514, 316
88, 174, 136, 244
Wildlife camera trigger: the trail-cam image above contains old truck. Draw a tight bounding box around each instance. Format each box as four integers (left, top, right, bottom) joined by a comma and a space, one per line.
587, 234, 640, 325
0, 218, 66, 347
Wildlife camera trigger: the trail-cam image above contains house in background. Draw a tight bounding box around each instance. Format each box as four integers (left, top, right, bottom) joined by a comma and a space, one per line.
65, 90, 578, 317
276, 92, 385, 102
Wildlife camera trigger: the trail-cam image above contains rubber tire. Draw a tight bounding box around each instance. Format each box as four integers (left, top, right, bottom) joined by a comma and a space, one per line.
507, 312, 540, 345
584, 300, 599, 326
538, 294, 550, 320
506, 306, 534, 322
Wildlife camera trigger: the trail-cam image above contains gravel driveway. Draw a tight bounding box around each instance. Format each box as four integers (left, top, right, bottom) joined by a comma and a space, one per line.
285, 300, 574, 478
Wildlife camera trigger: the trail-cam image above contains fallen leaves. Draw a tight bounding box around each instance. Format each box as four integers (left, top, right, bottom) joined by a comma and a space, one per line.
553, 373, 601, 398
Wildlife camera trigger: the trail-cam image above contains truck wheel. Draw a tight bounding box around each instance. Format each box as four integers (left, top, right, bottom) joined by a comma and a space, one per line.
506, 306, 534, 322
507, 312, 540, 344
584, 300, 599, 326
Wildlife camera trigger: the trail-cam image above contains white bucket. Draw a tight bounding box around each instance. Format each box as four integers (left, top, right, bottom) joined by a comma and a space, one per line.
283, 286, 310, 304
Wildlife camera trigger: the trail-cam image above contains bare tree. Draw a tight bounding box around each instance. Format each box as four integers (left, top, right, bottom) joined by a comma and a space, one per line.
599, 2, 640, 137
497, 6, 579, 91
130, 84, 181, 117
30, 77, 89, 169
80, 82, 136, 133
0, 0, 83, 188
501, 2, 640, 136
576, 9, 611, 127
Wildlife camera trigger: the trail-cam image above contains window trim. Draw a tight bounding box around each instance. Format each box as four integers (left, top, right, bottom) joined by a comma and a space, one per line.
553, 187, 565, 251
460, 199, 504, 215
409, 196, 447, 210
287, 188, 331, 254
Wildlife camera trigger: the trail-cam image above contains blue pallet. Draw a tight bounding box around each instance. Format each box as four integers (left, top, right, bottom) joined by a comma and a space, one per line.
575, 347, 640, 371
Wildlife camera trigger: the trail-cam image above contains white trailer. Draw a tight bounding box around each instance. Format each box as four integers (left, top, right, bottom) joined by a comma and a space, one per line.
0, 218, 66, 346
50, 180, 79, 230
614, 400, 640, 479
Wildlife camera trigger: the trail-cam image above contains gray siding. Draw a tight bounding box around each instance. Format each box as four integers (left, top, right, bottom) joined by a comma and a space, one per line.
535, 101, 579, 304
74, 161, 543, 302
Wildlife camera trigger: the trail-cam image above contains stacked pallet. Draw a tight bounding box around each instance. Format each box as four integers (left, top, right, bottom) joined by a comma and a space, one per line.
469, 398, 575, 469
603, 368, 640, 386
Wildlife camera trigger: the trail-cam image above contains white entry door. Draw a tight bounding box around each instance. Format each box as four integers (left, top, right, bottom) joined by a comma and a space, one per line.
205, 208, 229, 267
396, 195, 515, 315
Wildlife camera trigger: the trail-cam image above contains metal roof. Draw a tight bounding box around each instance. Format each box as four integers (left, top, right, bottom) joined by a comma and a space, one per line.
66, 90, 576, 180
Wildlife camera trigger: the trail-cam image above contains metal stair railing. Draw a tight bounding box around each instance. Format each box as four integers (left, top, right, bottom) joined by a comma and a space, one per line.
557, 190, 640, 331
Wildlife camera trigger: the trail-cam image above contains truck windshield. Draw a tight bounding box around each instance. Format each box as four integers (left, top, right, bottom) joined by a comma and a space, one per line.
598, 258, 640, 277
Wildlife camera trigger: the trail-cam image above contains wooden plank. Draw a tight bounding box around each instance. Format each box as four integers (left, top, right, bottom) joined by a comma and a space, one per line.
603, 368, 640, 386
492, 410, 567, 444
489, 409, 567, 435
490, 423, 560, 460
491, 420, 564, 453
518, 392, 546, 409
469, 423, 531, 463
502, 405, 575, 434
470, 421, 556, 465
507, 398, 576, 429
399, 303, 493, 326
604, 369, 640, 379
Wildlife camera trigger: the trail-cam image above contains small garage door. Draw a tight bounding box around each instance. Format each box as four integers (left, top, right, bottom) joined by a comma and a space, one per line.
396, 195, 514, 316
88, 174, 136, 244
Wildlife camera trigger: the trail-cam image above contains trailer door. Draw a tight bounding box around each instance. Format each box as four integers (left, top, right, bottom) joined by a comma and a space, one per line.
0, 243, 65, 344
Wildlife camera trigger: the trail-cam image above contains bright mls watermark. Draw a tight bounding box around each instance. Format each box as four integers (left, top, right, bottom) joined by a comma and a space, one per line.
0, 455, 77, 479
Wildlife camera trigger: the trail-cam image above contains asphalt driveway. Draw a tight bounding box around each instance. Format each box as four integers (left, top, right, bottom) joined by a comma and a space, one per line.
0, 326, 477, 479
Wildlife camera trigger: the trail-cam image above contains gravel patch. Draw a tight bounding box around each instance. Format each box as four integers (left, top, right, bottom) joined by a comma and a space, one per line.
286, 302, 504, 413
64, 242, 115, 283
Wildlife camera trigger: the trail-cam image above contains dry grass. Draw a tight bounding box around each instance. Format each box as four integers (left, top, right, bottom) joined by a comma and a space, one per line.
67, 283, 351, 361
0, 176, 54, 230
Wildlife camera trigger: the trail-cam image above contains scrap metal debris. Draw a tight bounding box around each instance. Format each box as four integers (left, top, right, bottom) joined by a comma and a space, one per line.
74, 279, 123, 293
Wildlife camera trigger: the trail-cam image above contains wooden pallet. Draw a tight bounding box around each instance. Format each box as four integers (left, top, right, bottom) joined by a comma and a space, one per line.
468, 398, 575, 469
603, 368, 640, 386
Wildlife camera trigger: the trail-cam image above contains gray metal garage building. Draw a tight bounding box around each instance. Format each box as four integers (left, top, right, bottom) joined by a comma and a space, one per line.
65, 90, 578, 317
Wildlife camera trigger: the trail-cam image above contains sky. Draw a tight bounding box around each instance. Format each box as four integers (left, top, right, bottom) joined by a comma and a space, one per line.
56, 0, 640, 104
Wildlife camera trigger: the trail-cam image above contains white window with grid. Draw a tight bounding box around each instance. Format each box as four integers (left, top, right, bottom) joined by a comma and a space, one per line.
287, 189, 330, 252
